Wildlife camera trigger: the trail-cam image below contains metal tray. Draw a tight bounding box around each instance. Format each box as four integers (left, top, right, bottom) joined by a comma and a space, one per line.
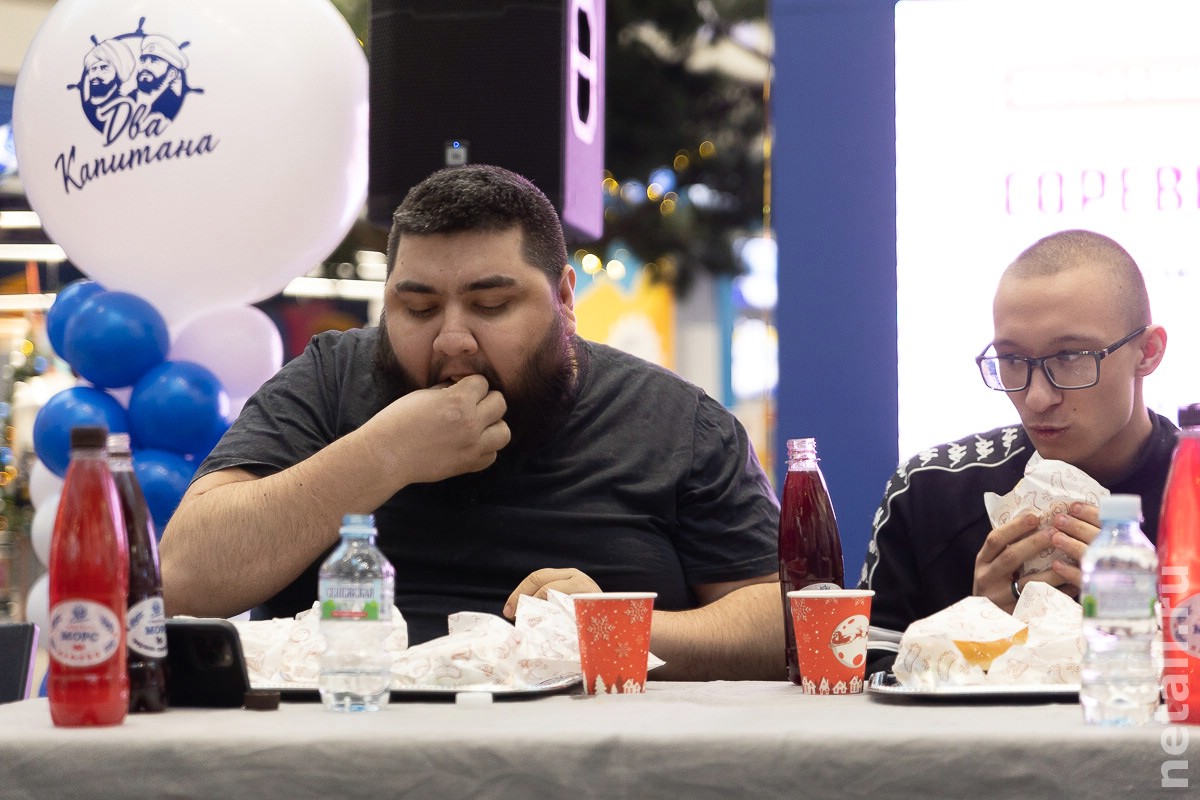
867, 671, 1079, 702
255, 672, 583, 702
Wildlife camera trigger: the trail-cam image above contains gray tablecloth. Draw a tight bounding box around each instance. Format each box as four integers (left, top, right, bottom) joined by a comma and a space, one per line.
0, 681, 1190, 799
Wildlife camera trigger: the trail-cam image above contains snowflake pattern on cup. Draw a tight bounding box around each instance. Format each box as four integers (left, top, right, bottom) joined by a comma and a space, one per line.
587, 614, 616, 642
574, 593, 657, 695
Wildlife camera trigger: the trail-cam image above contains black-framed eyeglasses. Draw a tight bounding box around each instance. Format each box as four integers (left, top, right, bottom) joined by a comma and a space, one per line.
975, 326, 1148, 392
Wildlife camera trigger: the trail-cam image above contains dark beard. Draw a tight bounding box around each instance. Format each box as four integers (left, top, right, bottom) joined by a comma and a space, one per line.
372, 309, 579, 467
88, 76, 118, 103
137, 70, 169, 94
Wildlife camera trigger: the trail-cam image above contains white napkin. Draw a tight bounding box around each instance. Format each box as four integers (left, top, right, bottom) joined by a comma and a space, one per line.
983, 454, 1108, 577
232, 590, 664, 690
232, 605, 409, 687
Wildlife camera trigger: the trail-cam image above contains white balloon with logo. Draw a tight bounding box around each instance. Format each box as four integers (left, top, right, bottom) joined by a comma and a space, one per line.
12, 0, 368, 325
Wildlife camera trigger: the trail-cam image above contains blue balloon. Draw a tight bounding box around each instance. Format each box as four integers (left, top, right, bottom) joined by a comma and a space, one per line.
62, 291, 169, 389
192, 416, 232, 463
45, 279, 105, 360
132, 449, 197, 536
32, 387, 130, 477
129, 361, 229, 457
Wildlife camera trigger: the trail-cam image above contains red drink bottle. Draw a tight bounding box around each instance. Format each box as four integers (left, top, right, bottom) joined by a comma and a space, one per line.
1160, 404, 1200, 725
108, 433, 169, 712
778, 437, 844, 685
48, 425, 129, 726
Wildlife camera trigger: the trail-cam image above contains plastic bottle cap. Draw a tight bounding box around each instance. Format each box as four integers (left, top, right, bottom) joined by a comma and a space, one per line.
106, 432, 132, 455
1180, 403, 1200, 428
70, 425, 109, 448
243, 690, 281, 711
1099, 493, 1142, 521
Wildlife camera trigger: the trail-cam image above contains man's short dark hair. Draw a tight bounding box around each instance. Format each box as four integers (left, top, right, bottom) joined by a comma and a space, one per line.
1007, 229, 1151, 329
386, 164, 569, 286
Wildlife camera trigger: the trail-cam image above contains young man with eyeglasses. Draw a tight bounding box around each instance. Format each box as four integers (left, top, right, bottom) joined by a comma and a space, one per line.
859, 229, 1175, 672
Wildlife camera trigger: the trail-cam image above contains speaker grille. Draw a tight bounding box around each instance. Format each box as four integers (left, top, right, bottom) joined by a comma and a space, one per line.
368, 0, 568, 228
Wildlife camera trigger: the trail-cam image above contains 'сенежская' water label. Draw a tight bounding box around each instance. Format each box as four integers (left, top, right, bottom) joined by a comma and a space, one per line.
1082, 570, 1159, 619
320, 581, 387, 621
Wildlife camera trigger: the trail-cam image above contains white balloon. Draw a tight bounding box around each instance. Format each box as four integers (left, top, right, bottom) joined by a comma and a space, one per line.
31, 494, 61, 567
109, 386, 133, 408
28, 459, 64, 510
26, 573, 51, 650
226, 394, 249, 423
12, 0, 368, 326
170, 305, 283, 399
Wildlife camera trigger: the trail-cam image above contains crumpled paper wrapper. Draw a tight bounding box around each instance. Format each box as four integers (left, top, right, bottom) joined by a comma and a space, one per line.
232, 590, 663, 690
893, 583, 1082, 689
232, 606, 409, 686
983, 454, 1108, 577
986, 581, 1083, 685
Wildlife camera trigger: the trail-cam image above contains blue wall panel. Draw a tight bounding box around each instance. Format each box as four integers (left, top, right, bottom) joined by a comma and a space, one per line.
771, 0, 898, 578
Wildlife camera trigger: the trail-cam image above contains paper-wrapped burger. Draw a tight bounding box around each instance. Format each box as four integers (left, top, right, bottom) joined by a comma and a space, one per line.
893, 582, 1082, 689
983, 454, 1108, 577
893, 597, 1027, 688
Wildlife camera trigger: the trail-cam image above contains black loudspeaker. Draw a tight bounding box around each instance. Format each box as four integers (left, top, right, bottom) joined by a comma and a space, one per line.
367, 0, 605, 241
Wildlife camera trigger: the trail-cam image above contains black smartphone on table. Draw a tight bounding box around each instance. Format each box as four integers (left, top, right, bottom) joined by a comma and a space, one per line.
165, 618, 250, 708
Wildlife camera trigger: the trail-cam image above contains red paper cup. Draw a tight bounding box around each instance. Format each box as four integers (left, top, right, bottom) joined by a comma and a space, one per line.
573, 592, 657, 695
787, 589, 874, 695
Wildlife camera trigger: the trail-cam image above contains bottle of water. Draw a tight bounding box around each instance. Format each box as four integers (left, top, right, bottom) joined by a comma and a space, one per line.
318, 514, 394, 712
1079, 494, 1160, 726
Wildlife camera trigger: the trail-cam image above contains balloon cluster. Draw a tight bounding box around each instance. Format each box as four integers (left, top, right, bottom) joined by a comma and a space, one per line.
12, 0, 368, 647
31, 278, 284, 530
23, 280, 284, 643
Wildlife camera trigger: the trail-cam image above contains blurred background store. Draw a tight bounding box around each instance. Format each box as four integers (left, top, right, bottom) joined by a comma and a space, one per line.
0, 0, 776, 624
5, 0, 1199, 631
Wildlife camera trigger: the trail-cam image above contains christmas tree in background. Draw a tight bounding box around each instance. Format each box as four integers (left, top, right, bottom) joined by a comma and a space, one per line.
0, 266, 57, 621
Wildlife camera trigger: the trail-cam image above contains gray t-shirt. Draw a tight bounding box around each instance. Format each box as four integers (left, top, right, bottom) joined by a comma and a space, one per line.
198, 328, 779, 644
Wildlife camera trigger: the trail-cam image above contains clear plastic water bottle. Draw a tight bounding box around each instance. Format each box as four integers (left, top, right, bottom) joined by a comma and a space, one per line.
1079, 494, 1161, 726
318, 514, 394, 712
